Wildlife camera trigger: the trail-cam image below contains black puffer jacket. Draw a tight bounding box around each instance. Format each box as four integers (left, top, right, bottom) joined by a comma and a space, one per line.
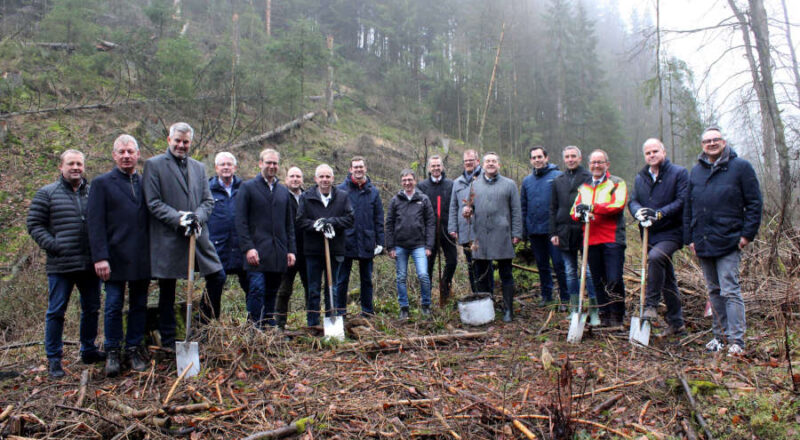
27, 176, 93, 274
385, 190, 435, 250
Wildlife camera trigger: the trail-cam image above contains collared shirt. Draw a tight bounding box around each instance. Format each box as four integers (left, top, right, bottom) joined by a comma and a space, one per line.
219, 177, 234, 196
404, 189, 416, 201
431, 175, 441, 183
291, 190, 302, 204
167, 148, 189, 185
319, 189, 332, 207
648, 168, 658, 182
483, 173, 498, 183
263, 175, 276, 192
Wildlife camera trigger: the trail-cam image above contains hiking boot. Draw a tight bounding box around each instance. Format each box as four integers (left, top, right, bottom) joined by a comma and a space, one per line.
705, 338, 725, 353
727, 343, 744, 357
659, 324, 686, 338
588, 298, 601, 326
81, 350, 107, 365
126, 346, 148, 372
104, 349, 121, 377
400, 307, 409, 320
48, 358, 65, 378
643, 307, 658, 320
421, 306, 431, 317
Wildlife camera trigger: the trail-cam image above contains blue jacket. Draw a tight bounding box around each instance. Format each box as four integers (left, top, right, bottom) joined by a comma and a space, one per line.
87, 169, 150, 280
337, 175, 385, 259
235, 177, 296, 273
208, 176, 244, 271
628, 159, 688, 245
521, 163, 562, 236
684, 147, 762, 257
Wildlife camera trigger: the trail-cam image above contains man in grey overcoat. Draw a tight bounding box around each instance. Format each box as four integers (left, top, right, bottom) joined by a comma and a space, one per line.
464, 152, 523, 322
143, 122, 225, 349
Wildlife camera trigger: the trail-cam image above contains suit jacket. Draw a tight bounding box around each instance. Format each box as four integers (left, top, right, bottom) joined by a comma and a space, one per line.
87, 167, 151, 281
142, 150, 223, 278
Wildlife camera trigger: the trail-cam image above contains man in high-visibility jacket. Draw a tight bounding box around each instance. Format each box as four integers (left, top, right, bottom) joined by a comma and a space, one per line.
571, 149, 628, 327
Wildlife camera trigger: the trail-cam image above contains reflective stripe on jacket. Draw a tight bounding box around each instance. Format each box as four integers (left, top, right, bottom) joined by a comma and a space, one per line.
571, 172, 627, 246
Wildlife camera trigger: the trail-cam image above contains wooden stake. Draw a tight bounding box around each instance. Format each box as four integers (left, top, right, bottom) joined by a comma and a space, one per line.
163, 362, 193, 407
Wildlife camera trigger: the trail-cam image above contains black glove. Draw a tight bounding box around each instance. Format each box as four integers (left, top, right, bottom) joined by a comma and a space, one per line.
575, 204, 592, 223
179, 212, 201, 237
322, 222, 335, 239
634, 207, 656, 222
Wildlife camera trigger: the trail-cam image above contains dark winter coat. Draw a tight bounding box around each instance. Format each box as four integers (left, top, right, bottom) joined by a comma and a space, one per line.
521, 163, 562, 237
447, 166, 483, 245
684, 147, 762, 258
142, 150, 223, 278
87, 168, 150, 281
628, 159, 688, 245
549, 166, 591, 252
208, 175, 244, 271
337, 175, 385, 259
296, 186, 355, 257
385, 190, 436, 250
27, 176, 93, 274
235, 177, 296, 273
417, 173, 453, 239
285, 188, 305, 259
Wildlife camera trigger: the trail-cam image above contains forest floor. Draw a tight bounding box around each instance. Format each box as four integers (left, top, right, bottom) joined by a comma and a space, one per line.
0, 250, 798, 440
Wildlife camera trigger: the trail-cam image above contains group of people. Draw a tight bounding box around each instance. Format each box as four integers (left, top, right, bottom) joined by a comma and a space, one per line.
27, 122, 762, 379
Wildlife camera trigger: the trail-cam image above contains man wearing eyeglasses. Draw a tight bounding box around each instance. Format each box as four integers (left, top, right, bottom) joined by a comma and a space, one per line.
571, 150, 628, 327
685, 127, 762, 356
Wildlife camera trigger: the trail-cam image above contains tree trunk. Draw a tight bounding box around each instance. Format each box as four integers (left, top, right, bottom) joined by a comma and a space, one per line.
325, 35, 338, 124
478, 22, 505, 146
656, 0, 664, 141
779, 0, 800, 109
231, 13, 240, 127
265, 0, 271, 39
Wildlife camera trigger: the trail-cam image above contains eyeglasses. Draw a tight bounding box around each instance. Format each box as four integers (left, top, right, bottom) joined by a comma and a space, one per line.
702, 137, 723, 145
589, 160, 607, 165
463, 159, 477, 163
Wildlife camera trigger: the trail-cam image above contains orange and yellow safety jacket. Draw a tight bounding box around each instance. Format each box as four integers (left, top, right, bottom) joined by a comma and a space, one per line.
570, 172, 628, 246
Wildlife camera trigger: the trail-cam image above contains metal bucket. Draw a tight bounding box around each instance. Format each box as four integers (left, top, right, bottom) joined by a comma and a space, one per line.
458, 293, 495, 326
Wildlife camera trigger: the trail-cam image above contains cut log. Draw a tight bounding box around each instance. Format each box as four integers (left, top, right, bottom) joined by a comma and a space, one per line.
228, 112, 317, 150
241, 416, 315, 440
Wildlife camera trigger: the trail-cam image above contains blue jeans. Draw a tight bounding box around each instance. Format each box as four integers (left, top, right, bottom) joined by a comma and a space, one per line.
562, 249, 597, 299
336, 257, 374, 315
45, 271, 101, 359
246, 271, 283, 327
646, 240, 684, 328
104, 279, 149, 350
394, 247, 431, 308
528, 235, 568, 302
587, 243, 626, 318
699, 250, 745, 347
305, 255, 343, 326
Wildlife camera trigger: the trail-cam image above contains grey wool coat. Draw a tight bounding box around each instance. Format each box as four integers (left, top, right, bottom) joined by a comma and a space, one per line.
470, 174, 523, 260
143, 151, 223, 278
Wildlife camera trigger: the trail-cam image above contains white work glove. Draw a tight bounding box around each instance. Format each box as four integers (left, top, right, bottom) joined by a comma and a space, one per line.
374, 245, 383, 256
178, 211, 194, 226
322, 223, 335, 239
640, 219, 652, 228
179, 211, 201, 237
314, 218, 326, 232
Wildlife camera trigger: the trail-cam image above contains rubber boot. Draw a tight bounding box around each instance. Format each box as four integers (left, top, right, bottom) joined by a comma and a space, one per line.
48, 358, 65, 378
104, 349, 121, 377
588, 298, 601, 326
502, 285, 514, 322
569, 294, 579, 314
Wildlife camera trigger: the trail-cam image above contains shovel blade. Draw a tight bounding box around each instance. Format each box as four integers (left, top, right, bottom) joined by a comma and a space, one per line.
175, 341, 200, 378
567, 312, 587, 344
629, 317, 651, 346
323, 316, 345, 341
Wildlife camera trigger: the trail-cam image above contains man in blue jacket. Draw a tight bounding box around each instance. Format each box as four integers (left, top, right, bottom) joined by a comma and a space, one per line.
208, 152, 248, 297
336, 156, 384, 317
88, 135, 151, 377
521, 146, 567, 310
236, 149, 296, 328
628, 138, 688, 338
685, 128, 762, 356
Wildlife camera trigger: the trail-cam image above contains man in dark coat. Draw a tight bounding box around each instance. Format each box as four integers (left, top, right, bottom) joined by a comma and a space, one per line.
88, 135, 151, 376
685, 127, 762, 355
296, 164, 355, 326
142, 122, 225, 349
417, 155, 457, 307
628, 138, 688, 338
27, 149, 105, 378
236, 149, 296, 328
386, 169, 435, 320
275, 166, 309, 328
208, 152, 248, 295
550, 146, 598, 324
521, 146, 567, 309
336, 156, 384, 317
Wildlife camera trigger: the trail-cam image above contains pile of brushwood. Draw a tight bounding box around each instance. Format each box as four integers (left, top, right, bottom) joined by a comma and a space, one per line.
0, 235, 799, 439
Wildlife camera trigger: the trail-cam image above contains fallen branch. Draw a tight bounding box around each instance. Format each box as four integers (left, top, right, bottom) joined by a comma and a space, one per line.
434, 409, 461, 439
678, 374, 714, 440
571, 376, 656, 399
228, 112, 317, 150
0, 404, 13, 422
628, 422, 667, 440
75, 370, 89, 409
163, 362, 193, 407
348, 332, 488, 353
536, 310, 554, 336
241, 416, 315, 440
55, 404, 123, 428
379, 398, 440, 410
590, 393, 623, 415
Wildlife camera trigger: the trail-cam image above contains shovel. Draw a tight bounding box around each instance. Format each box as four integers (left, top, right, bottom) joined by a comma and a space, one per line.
567, 222, 591, 344
629, 227, 651, 346
322, 237, 345, 341
176, 234, 200, 378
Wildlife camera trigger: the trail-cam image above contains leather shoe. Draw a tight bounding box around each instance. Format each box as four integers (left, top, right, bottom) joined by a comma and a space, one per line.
81, 350, 107, 365
48, 358, 65, 378
126, 346, 148, 372
400, 307, 409, 320
104, 349, 121, 377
